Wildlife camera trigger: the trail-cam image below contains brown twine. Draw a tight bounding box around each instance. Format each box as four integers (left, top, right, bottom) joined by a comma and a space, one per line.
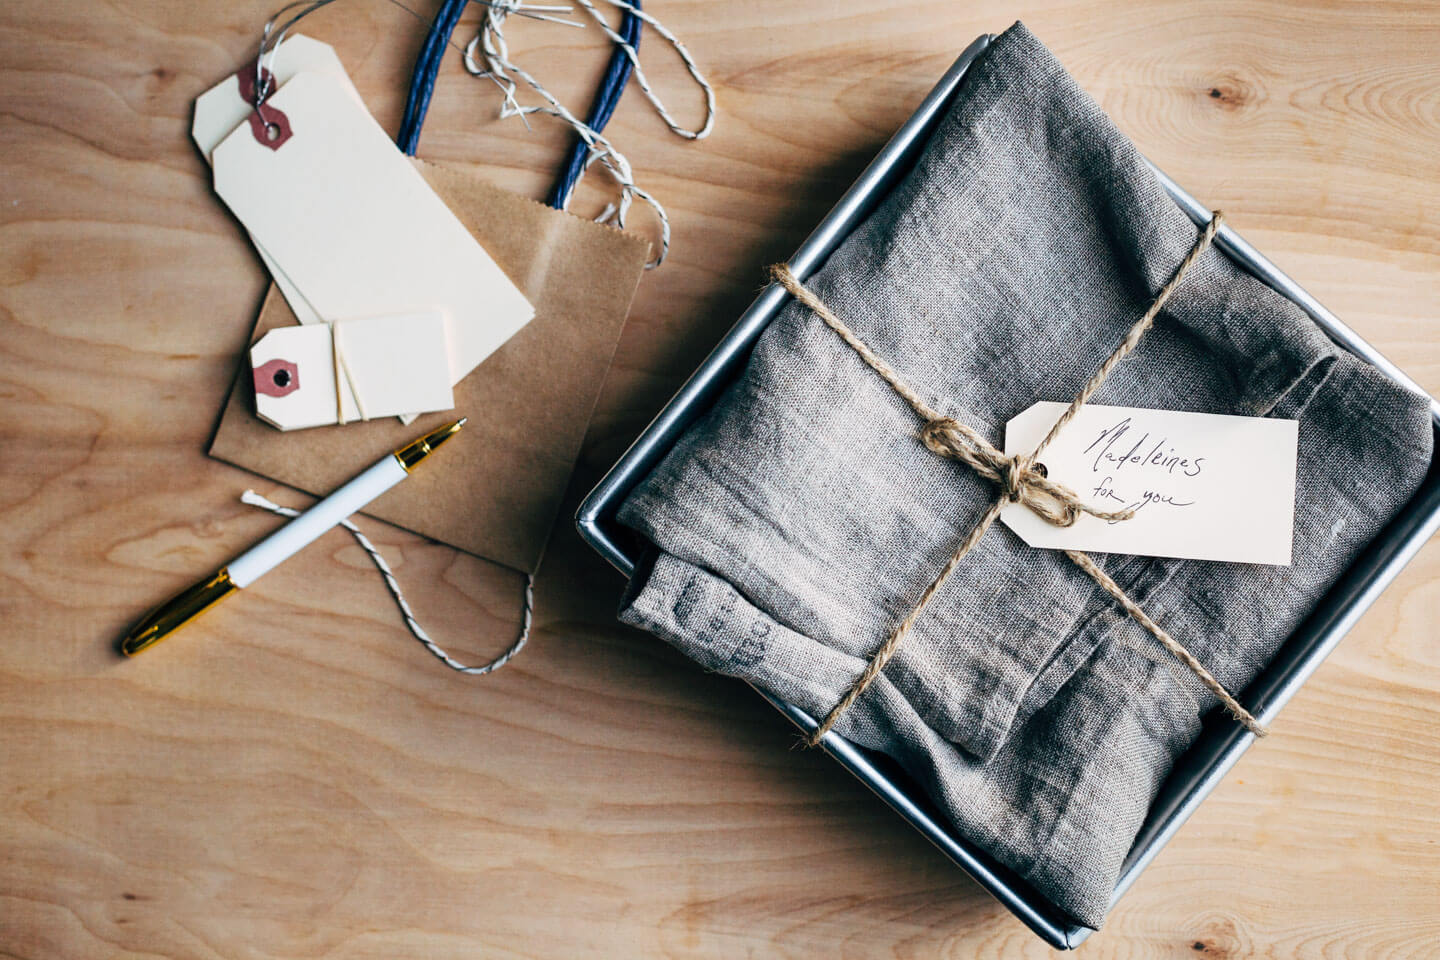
768, 211, 1267, 747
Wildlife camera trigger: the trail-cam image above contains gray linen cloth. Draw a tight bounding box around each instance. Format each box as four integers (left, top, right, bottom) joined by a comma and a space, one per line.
615, 22, 1433, 927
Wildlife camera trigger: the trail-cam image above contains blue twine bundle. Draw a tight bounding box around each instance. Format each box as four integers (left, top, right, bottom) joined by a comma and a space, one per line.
395, 0, 641, 211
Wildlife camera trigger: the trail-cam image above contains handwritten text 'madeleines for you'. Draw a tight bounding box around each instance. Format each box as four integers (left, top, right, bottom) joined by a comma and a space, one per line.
1083, 417, 1205, 478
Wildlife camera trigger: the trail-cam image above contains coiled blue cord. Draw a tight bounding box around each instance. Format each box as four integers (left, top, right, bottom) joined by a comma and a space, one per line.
395, 0, 466, 157
396, 0, 642, 212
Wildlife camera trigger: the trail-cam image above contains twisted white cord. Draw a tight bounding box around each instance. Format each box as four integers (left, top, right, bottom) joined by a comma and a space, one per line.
241, 489, 534, 676
570, 0, 715, 141
463, 0, 715, 267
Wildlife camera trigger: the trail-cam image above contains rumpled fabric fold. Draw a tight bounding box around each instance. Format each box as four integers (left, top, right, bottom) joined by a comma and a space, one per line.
615, 22, 1433, 927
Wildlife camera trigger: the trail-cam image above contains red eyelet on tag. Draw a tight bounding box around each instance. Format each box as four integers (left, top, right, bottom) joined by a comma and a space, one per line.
235, 65, 272, 106
254, 358, 300, 397
246, 105, 293, 149
235, 65, 293, 150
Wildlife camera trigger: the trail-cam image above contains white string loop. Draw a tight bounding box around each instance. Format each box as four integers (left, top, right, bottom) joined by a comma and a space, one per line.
463, 0, 715, 267
241, 489, 534, 676
570, 0, 716, 141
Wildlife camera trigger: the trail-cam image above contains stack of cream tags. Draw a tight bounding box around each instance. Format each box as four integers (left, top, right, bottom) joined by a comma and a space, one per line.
191, 10, 715, 678
193, 35, 535, 431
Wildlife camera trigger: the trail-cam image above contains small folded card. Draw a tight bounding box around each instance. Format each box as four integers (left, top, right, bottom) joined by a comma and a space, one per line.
251, 313, 455, 430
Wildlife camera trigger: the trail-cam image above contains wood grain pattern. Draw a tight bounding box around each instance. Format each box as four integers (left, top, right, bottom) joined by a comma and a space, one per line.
3, 1, 1439, 956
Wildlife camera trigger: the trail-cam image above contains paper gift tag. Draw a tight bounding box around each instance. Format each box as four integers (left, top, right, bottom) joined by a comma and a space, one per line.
210, 69, 534, 384
250, 312, 454, 431
192, 35, 359, 326
1001, 402, 1297, 565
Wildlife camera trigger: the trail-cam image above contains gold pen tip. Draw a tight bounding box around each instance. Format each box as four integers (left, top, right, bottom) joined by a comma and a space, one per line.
432, 417, 465, 441
425, 418, 465, 444
394, 417, 466, 471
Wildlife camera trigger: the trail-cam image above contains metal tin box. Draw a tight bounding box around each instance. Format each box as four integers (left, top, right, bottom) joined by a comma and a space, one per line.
577, 35, 1440, 948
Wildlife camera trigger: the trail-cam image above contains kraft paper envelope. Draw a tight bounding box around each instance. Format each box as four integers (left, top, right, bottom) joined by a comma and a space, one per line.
210, 158, 650, 575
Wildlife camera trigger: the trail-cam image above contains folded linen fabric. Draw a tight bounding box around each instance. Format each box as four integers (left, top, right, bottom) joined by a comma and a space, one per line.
615, 21, 1433, 927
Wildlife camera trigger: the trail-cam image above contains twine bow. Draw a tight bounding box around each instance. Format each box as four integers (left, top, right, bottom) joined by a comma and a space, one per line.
919, 417, 1133, 528
769, 211, 1267, 747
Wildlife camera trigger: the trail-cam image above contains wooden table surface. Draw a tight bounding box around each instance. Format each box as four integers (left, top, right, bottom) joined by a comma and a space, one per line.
3, 1, 1439, 957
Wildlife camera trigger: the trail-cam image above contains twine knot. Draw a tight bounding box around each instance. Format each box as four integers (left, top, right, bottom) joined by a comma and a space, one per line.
920, 417, 1085, 528
1000, 453, 1030, 502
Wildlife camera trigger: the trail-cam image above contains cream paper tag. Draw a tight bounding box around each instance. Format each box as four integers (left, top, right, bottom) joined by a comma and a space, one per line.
1001, 402, 1297, 565
250, 312, 454, 431
192, 35, 358, 326
210, 69, 534, 385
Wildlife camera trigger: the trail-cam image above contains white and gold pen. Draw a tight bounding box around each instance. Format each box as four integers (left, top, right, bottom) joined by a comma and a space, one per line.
120, 418, 465, 657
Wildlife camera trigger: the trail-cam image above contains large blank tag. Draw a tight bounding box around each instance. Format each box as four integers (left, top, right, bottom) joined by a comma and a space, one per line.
211, 70, 533, 384
1001, 402, 1297, 565
192, 35, 357, 326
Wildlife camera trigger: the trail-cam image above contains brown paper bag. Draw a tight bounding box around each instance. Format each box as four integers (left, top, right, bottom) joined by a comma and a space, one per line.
209, 158, 650, 575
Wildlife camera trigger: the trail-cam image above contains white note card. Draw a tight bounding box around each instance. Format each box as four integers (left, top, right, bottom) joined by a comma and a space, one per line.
211, 69, 534, 384
1001, 402, 1297, 565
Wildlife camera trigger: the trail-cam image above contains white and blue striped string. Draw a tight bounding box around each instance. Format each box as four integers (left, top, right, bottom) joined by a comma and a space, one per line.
464, 0, 716, 266
241, 489, 534, 676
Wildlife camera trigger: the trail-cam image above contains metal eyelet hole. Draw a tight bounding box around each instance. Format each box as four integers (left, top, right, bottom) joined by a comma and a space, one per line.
265, 122, 281, 142
272, 369, 291, 388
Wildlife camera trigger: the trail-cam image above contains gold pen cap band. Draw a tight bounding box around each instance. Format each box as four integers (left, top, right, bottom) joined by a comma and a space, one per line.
121, 567, 237, 657
393, 417, 466, 472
